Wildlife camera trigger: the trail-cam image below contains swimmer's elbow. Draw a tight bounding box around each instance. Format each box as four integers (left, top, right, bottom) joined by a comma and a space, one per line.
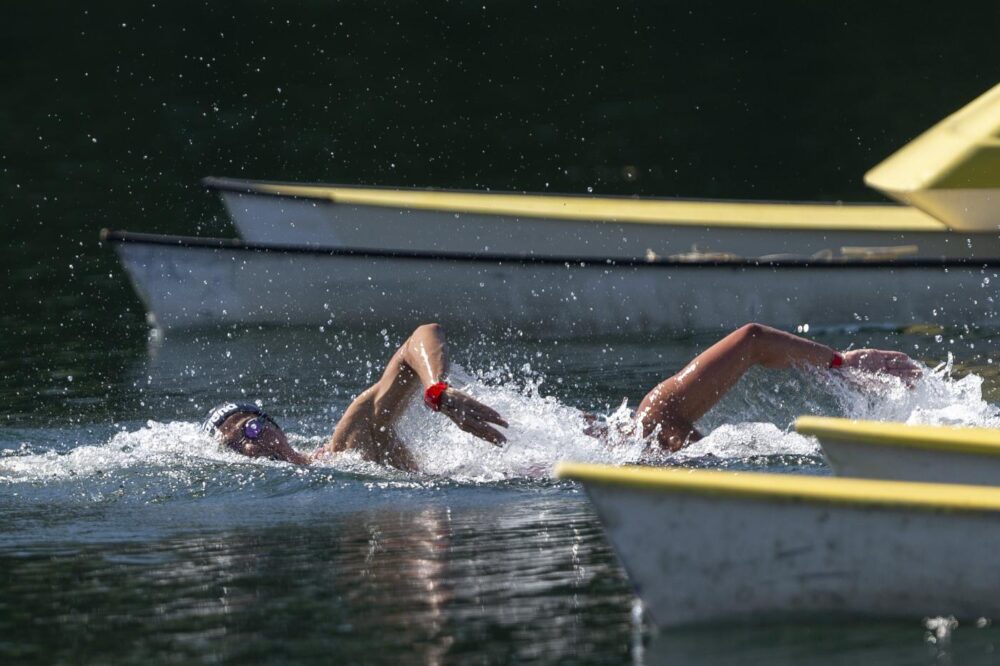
413, 322, 443, 337
660, 426, 699, 453
401, 323, 445, 360
735, 322, 767, 341
733, 322, 779, 367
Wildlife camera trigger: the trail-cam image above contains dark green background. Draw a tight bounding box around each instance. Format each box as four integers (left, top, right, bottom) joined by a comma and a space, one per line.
5, 6, 1000, 662
3, 0, 1000, 419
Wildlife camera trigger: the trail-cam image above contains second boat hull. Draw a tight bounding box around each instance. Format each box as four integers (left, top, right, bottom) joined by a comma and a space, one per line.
105, 230, 1000, 334
205, 179, 1000, 260
797, 417, 1000, 485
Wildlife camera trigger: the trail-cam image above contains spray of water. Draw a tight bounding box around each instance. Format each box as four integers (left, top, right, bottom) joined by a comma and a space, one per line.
675, 356, 1000, 463
394, 366, 648, 482
4, 358, 998, 485
829, 353, 1000, 427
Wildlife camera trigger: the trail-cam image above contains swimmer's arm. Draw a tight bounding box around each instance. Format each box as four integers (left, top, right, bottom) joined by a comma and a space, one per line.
370, 323, 450, 424
320, 326, 448, 470
637, 323, 917, 449
317, 385, 417, 470
639, 324, 832, 430
322, 324, 504, 469
371, 323, 508, 445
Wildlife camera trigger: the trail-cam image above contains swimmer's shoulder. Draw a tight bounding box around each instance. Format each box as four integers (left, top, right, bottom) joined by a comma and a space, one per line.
326, 387, 378, 452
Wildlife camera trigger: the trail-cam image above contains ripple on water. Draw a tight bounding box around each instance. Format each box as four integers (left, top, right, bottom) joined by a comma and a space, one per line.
0, 497, 637, 664
3, 357, 998, 495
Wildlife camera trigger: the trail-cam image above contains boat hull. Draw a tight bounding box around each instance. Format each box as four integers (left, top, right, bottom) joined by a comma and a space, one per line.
211, 184, 1000, 260
209, 83, 1000, 252
797, 416, 1000, 485
105, 231, 1000, 333
558, 464, 1000, 627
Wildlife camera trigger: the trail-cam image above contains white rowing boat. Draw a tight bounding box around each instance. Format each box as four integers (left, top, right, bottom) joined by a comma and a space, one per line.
796, 416, 1000, 485
203, 83, 1000, 259
102, 229, 1000, 333
556, 462, 1000, 627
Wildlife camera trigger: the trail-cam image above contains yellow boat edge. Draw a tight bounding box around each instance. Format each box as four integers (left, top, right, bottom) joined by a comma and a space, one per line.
795, 415, 1000, 457
863, 81, 1000, 231
866, 81, 1000, 193
216, 81, 1000, 233
240, 182, 947, 232
555, 461, 1000, 513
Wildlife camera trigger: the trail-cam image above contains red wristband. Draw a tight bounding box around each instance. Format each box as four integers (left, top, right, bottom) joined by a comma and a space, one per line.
830, 353, 844, 369
424, 381, 448, 411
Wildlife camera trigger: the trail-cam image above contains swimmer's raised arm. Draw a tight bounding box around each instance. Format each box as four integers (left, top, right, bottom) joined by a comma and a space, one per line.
637, 323, 919, 451
321, 324, 508, 469
371, 323, 508, 445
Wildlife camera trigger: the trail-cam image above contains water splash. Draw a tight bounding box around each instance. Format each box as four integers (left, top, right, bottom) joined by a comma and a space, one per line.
673, 422, 819, 463
827, 353, 1000, 427
4, 359, 999, 487
0, 421, 229, 483
395, 366, 648, 482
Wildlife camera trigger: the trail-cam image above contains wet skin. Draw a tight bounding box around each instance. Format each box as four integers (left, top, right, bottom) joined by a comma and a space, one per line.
220, 413, 311, 465
217, 322, 920, 467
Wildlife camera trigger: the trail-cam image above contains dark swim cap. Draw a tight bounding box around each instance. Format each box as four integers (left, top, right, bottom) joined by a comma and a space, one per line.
202, 402, 266, 436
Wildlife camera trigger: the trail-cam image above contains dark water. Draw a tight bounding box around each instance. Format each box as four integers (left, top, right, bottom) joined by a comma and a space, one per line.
5, 1, 1000, 663
4, 324, 999, 664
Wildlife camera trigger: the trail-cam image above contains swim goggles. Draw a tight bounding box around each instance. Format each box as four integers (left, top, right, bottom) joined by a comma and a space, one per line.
202, 402, 279, 448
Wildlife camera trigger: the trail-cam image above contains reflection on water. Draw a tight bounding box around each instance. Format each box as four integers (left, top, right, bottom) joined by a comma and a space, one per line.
646, 620, 1000, 666
0, 498, 635, 664
4, 268, 1000, 665
6, 1, 1000, 662
5, 494, 1000, 665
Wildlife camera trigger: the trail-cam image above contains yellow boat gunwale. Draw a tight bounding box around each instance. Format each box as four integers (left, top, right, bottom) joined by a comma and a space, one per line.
795, 416, 1000, 457
865, 81, 1000, 193
555, 462, 1000, 514
238, 182, 949, 233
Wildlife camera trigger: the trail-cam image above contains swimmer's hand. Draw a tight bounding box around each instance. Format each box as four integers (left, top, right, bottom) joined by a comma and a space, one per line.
842, 349, 922, 382
439, 388, 509, 446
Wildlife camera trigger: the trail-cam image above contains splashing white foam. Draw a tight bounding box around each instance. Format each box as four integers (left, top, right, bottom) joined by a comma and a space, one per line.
829, 354, 1000, 428
0, 421, 276, 484
395, 360, 1000, 477
6, 358, 999, 485
672, 422, 819, 461
677, 359, 1000, 463
395, 367, 648, 482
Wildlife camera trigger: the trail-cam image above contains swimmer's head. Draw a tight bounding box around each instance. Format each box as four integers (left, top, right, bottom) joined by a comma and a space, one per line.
202, 402, 293, 461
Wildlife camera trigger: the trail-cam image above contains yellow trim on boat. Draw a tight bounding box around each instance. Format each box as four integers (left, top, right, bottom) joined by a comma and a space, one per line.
247, 182, 947, 232
555, 462, 1000, 513
866, 82, 1000, 192
795, 416, 1000, 457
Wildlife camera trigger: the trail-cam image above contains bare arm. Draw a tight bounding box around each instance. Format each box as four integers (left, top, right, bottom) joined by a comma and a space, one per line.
373, 323, 508, 444
370, 322, 450, 421
322, 324, 508, 468
637, 323, 919, 451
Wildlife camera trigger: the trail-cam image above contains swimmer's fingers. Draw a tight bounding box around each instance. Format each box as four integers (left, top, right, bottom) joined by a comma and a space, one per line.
880, 355, 922, 384
891, 363, 923, 380
879, 351, 921, 372
844, 350, 922, 378
469, 401, 508, 428
448, 410, 506, 446
441, 390, 509, 428
464, 419, 507, 446
842, 349, 923, 388
439, 394, 506, 446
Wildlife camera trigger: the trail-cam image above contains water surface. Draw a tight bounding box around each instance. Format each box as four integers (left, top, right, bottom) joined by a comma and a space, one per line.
5, 1, 1000, 663
4, 325, 1000, 663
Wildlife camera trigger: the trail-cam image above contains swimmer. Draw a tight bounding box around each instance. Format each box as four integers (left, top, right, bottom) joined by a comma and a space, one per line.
204, 323, 507, 471
203, 322, 919, 468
